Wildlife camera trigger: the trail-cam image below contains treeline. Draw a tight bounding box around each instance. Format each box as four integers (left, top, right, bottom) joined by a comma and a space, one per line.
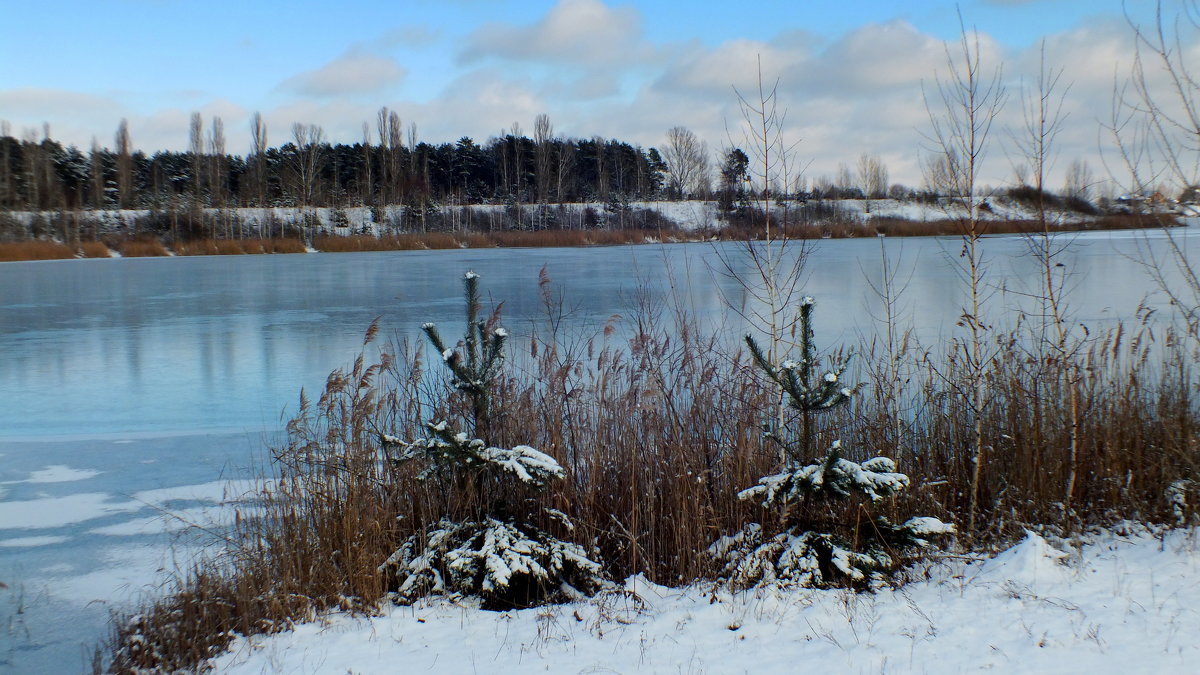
0, 112, 685, 214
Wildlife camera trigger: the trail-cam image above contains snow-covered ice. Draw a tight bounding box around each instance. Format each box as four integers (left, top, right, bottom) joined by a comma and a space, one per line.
211, 527, 1200, 674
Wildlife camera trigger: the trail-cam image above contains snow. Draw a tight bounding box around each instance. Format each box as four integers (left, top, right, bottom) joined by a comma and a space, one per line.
211, 527, 1200, 674
19, 464, 102, 483
0, 535, 70, 548
7, 197, 1086, 243
0, 492, 141, 529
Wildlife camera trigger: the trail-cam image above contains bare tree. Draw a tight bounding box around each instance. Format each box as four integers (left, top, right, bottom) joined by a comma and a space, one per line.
835, 163, 856, 198
534, 114, 554, 204
250, 112, 268, 207
661, 126, 708, 200
1063, 158, 1093, 201
592, 135, 608, 202
856, 153, 888, 204
717, 58, 812, 457
922, 12, 1007, 538
556, 137, 575, 205
354, 122, 370, 211
291, 122, 325, 209
1112, 2, 1200, 338
376, 107, 404, 206
209, 116, 227, 236
189, 112, 204, 215
115, 119, 133, 210
89, 137, 104, 209
1014, 40, 1090, 512
0, 120, 10, 209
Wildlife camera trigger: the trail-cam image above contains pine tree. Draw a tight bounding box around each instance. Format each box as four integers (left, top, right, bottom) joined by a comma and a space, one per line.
713, 297, 953, 588
380, 271, 603, 609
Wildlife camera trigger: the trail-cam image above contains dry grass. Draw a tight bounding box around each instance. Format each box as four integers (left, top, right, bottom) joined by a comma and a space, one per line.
260, 238, 307, 254
117, 238, 170, 257
78, 241, 111, 258
173, 238, 308, 256
310, 228, 676, 254
106, 269, 1200, 672
0, 240, 76, 261
717, 212, 1180, 240
173, 239, 245, 256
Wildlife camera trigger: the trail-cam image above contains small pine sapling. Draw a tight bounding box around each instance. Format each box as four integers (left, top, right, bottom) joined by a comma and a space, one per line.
713, 296, 953, 589
745, 296, 852, 461
380, 271, 603, 609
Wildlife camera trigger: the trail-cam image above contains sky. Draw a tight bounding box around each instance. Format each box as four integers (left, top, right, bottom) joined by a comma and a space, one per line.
0, 0, 1185, 188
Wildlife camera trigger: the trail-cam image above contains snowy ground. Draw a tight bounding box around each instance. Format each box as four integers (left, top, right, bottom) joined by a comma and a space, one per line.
5, 196, 1136, 241
211, 527, 1199, 674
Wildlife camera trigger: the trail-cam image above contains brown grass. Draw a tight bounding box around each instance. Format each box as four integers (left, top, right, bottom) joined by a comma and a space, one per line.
106, 270, 1200, 672
717, 212, 1181, 240
0, 240, 76, 261
78, 241, 111, 258
117, 238, 170, 257
309, 228, 679, 254
174, 239, 243, 256
173, 238, 309, 256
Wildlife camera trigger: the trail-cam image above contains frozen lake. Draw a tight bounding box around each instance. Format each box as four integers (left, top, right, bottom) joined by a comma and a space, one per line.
1, 227, 1196, 672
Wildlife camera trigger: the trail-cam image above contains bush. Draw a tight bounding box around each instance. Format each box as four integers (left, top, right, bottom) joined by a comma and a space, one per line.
711, 298, 952, 589
378, 272, 605, 609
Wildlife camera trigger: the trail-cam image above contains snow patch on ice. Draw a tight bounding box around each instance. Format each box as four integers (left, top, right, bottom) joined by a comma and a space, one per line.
0, 493, 140, 530
0, 535, 69, 548
22, 464, 101, 483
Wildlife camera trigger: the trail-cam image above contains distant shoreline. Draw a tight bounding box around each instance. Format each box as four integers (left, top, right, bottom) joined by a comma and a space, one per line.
0, 198, 1186, 263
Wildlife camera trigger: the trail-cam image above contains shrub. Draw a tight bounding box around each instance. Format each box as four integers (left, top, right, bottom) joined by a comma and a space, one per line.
711, 297, 953, 589
378, 272, 604, 609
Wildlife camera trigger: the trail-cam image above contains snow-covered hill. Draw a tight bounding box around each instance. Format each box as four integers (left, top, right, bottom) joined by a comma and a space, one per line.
211, 526, 1200, 673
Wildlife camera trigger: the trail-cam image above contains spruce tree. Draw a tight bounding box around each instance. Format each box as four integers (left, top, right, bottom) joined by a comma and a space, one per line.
713, 297, 953, 588
380, 271, 603, 609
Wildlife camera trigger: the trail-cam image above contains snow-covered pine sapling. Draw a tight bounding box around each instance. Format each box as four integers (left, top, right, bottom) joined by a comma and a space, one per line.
714, 297, 953, 589
745, 296, 853, 461
380, 271, 604, 609
420, 270, 507, 437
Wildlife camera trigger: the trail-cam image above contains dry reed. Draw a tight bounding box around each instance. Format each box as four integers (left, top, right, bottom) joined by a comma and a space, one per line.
78, 241, 111, 258
105, 271, 1200, 672
0, 240, 75, 261
117, 238, 170, 257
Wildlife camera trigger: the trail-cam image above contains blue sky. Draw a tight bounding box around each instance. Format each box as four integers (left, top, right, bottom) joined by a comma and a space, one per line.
0, 0, 1173, 185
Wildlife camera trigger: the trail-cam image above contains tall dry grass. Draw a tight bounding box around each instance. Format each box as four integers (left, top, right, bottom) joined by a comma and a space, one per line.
716, 211, 1179, 240
0, 240, 76, 261
78, 241, 111, 258
116, 238, 170, 257
310, 228, 674, 253
105, 274, 1200, 672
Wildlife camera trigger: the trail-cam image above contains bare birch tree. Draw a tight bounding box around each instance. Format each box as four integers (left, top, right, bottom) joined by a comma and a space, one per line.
662, 126, 708, 200
1111, 1, 1200, 336
922, 13, 1007, 538
209, 116, 227, 236
250, 112, 268, 208
1013, 40, 1089, 512
534, 113, 554, 204
189, 112, 204, 230
716, 58, 813, 460
115, 118, 133, 210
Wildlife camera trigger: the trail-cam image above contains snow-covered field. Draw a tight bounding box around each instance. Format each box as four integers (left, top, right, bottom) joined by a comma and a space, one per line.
211, 527, 1199, 674
5, 196, 1138, 241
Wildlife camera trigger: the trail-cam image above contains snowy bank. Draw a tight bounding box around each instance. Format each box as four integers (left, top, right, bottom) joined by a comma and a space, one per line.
210, 527, 1200, 673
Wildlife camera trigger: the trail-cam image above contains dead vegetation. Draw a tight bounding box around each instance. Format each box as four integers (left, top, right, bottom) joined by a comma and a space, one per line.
104, 269, 1200, 672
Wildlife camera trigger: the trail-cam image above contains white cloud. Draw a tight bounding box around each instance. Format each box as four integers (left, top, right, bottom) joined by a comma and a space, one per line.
2, 4, 1183, 193
279, 51, 407, 98
460, 0, 648, 66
